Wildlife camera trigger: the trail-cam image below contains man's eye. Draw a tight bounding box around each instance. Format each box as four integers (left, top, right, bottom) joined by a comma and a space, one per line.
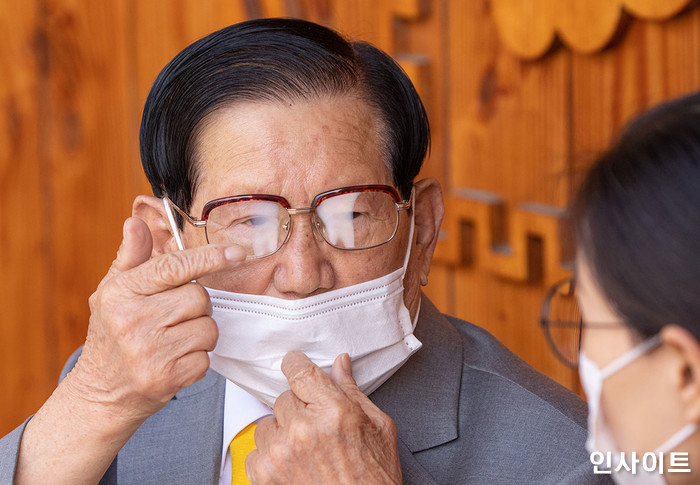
242, 216, 273, 227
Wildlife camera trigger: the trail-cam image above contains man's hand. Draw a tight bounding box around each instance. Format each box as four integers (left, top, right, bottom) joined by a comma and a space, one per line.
246, 352, 402, 485
16, 216, 245, 484
67, 216, 245, 423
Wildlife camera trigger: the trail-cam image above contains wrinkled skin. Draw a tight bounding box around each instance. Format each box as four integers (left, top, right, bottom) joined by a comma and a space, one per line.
246, 352, 402, 485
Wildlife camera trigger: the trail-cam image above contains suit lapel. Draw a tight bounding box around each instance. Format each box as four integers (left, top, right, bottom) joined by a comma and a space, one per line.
396, 439, 440, 484
370, 295, 463, 453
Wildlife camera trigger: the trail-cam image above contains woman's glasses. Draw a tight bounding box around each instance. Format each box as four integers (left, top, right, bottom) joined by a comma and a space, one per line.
540, 278, 583, 368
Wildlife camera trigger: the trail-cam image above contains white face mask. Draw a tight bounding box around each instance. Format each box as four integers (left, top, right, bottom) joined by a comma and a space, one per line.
163, 195, 422, 407
579, 334, 698, 484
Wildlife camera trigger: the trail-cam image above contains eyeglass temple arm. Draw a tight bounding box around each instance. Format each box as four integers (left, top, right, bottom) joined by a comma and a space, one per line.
163, 197, 206, 227
397, 187, 414, 211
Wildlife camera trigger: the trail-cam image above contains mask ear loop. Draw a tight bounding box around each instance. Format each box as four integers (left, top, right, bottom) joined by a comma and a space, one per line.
400, 186, 416, 277
163, 197, 185, 251
600, 333, 662, 379
656, 422, 698, 454
399, 186, 421, 330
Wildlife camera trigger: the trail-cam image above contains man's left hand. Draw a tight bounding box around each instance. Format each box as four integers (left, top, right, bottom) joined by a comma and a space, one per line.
245, 352, 402, 485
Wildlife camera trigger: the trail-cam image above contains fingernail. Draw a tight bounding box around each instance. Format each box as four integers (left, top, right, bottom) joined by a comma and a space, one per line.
225, 246, 246, 261
341, 353, 352, 374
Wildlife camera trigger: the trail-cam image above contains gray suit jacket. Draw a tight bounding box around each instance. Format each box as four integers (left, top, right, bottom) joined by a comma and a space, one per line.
1, 295, 609, 484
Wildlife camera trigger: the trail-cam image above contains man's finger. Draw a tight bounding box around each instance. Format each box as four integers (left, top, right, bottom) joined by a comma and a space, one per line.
163, 315, 219, 356
281, 351, 340, 404
245, 449, 272, 485
272, 390, 305, 427
102, 217, 153, 284
330, 353, 387, 420
144, 282, 213, 328
253, 415, 279, 455
330, 353, 353, 380
122, 243, 246, 295
330, 353, 368, 403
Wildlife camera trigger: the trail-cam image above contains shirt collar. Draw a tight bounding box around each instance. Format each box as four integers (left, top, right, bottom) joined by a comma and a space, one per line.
219, 379, 273, 481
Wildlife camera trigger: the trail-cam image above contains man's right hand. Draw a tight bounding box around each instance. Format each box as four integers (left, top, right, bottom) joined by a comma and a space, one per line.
67, 216, 245, 424
15, 216, 245, 485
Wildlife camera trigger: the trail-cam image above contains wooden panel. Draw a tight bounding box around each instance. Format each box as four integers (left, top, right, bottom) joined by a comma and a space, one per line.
0, 0, 54, 434
40, 0, 134, 371
434, 192, 572, 285
442, 0, 578, 391
422, 264, 453, 315
571, 6, 700, 183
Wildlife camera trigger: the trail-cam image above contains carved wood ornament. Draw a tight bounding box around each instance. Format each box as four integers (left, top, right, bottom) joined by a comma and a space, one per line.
491, 0, 694, 58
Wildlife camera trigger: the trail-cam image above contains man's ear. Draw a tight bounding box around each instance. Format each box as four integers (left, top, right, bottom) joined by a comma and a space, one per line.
662, 325, 700, 423
412, 178, 444, 286
132, 195, 179, 257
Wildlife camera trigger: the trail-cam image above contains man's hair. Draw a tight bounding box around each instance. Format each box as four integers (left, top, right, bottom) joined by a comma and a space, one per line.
140, 18, 429, 227
572, 91, 700, 341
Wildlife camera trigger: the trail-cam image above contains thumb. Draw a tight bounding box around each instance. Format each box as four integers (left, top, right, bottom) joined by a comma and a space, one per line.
104, 217, 154, 281
330, 353, 360, 395
331, 353, 390, 420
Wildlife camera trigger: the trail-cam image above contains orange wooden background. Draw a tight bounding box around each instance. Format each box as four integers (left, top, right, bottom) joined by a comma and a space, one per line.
1, 0, 699, 436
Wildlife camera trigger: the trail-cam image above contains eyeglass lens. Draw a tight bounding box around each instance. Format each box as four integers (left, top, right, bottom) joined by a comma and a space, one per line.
204, 190, 401, 258
545, 281, 582, 367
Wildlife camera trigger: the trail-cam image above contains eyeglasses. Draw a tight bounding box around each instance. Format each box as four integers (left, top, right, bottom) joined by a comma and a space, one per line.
540, 278, 630, 368
540, 278, 582, 368
165, 184, 412, 260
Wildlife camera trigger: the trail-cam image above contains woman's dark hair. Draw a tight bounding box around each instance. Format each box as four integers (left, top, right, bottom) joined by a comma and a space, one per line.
140, 18, 429, 227
572, 91, 700, 340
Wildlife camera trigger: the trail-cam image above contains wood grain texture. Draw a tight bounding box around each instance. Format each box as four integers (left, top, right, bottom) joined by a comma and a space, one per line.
2, 0, 699, 435
445, 0, 579, 390
570, 6, 700, 187
41, 0, 134, 372
0, 0, 55, 436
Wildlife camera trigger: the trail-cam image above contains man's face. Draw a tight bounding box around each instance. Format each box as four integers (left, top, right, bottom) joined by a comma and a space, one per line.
175, 96, 424, 316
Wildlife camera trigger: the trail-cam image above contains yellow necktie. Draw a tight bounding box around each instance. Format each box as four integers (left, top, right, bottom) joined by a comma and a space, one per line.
230, 423, 257, 485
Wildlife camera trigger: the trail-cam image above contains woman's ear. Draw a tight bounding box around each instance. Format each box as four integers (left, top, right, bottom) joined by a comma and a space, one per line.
412, 178, 445, 286
661, 325, 700, 423
132, 195, 180, 257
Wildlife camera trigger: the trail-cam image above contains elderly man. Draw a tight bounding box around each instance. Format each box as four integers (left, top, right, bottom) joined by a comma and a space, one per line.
1, 18, 604, 484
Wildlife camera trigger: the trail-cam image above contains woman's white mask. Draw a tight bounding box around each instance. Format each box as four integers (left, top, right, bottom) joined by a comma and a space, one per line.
579, 334, 697, 484
163, 196, 422, 407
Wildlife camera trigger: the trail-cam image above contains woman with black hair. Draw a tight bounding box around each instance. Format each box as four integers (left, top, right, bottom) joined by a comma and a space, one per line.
543, 91, 700, 484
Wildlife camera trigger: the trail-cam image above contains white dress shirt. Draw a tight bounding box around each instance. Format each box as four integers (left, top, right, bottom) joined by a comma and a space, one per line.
218, 379, 273, 485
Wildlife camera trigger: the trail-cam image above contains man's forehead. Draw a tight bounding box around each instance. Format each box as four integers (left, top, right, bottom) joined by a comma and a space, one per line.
191, 98, 392, 204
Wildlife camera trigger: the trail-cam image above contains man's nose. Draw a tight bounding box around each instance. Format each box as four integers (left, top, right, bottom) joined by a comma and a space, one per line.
272, 214, 333, 298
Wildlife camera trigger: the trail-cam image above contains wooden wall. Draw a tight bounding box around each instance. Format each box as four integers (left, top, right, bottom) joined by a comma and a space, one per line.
1, 0, 699, 436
